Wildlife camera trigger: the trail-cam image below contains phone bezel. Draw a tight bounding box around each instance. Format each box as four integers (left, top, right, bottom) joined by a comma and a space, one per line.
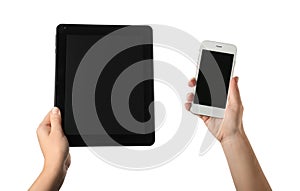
190, 40, 237, 118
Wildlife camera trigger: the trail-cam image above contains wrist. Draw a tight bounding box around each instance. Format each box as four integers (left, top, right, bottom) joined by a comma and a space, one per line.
43, 160, 66, 178
220, 124, 246, 146
43, 165, 64, 178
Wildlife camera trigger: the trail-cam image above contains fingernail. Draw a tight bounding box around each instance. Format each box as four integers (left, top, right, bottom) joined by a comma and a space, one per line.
236, 77, 239, 83
52, 107, 60, 115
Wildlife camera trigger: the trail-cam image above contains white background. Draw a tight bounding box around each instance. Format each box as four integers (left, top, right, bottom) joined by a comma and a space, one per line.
1, 0, 300, 190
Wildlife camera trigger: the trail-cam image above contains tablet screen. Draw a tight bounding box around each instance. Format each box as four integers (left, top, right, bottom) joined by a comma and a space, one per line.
55, 25, 154, 146
65, 34, 103, 135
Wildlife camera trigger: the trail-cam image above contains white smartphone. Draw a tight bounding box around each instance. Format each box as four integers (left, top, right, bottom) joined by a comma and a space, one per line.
190, 40, 237, 118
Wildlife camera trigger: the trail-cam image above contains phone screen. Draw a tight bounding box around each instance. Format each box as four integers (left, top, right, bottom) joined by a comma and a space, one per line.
194, 50, 234, 109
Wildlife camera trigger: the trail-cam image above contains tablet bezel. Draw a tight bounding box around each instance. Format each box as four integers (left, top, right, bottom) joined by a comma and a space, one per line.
55, 24, 154, 146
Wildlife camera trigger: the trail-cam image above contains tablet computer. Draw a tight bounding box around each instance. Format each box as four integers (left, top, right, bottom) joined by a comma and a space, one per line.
55, 24, 155, 146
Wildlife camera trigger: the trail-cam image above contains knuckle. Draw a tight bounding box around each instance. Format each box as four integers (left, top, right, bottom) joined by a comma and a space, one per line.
36, 125, 43, 135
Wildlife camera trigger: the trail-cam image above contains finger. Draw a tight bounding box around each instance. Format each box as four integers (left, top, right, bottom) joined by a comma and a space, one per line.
188, 78, 196, 87
50, 107, 63, 133
186, 92, 194, 102
39, 111, 51, 127
37, 111, 51, 137
65, 153, 71, 169
185, 102, 192, 111
36, 124, 51, 138
228, 76, 242, 105
199, 115, 209, 122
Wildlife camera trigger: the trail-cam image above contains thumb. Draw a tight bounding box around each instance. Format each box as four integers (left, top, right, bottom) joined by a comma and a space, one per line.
228, 76, 242, 105
50, 107, 63, 133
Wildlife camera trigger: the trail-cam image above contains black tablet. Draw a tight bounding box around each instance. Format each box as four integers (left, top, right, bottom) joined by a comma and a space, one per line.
55, 24, 155, 146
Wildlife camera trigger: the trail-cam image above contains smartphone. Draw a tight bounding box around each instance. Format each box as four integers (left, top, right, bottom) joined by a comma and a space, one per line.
190, 40, 237, 118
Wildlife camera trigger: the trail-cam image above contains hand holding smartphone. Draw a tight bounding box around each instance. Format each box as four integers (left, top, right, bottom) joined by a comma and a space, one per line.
190, 40, 237, 118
